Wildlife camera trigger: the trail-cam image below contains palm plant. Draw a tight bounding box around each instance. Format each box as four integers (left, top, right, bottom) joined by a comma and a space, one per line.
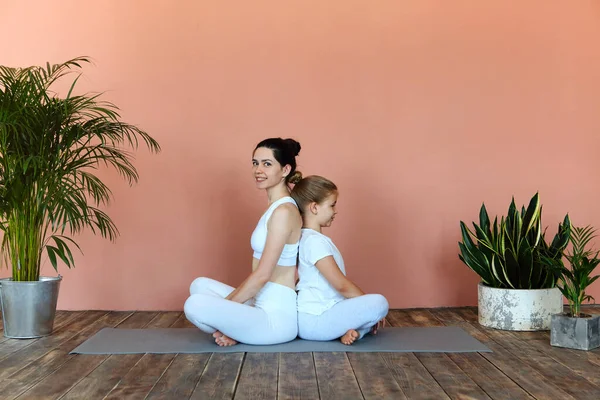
0, 57, 160, 281
459, 193, 571, 289
544, 226, 600, 317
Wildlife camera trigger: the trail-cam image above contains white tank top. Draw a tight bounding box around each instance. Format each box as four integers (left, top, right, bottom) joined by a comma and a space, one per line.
250, 196, 299, 267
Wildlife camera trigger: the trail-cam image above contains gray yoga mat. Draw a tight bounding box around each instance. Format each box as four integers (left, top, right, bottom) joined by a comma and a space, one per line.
70, 327, 491, 354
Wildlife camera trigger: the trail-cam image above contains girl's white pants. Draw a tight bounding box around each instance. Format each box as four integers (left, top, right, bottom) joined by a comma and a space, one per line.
298, 294, 389, 341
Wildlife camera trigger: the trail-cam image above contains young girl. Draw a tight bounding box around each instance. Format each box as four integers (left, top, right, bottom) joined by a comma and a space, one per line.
291, 176, 389, 345
184, 138, 303, 346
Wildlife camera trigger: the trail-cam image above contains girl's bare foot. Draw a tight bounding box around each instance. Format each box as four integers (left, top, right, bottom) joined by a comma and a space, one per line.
341, 329, 359, 345
212, 331, 238, 346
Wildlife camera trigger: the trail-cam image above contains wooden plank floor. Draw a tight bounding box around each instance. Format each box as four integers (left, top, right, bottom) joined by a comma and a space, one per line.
0, 307, 599, 399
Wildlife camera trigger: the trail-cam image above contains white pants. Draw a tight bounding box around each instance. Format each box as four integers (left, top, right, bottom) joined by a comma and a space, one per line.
184, 277, 298, 345
298, 294, 389, 341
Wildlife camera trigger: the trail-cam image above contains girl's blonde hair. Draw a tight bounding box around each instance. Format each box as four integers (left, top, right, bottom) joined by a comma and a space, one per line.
291, 175, 337, 214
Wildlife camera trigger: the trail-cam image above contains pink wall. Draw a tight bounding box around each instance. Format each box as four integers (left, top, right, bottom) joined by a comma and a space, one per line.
2, 1, 600, 310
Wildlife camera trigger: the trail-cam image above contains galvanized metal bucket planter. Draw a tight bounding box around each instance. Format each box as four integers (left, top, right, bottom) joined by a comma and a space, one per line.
478, 282, 563, 331
551, 313, 600, 351
0, 276, 62, 339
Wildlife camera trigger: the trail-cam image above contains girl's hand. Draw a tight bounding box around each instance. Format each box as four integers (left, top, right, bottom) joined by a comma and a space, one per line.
372, 319, 386, 335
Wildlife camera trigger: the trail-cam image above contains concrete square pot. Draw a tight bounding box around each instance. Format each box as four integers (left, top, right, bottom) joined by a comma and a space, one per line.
550, 313, 600, 351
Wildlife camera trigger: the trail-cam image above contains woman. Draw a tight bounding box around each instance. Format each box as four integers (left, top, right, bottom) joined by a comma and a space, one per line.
184, 138, 303, 346
291, 175, 389, 345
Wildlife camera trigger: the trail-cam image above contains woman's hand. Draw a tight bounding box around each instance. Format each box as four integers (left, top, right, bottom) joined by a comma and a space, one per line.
227, 204, 296, 304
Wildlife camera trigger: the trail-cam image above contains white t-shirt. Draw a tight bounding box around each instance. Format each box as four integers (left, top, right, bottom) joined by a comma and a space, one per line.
296, 228, 346, 315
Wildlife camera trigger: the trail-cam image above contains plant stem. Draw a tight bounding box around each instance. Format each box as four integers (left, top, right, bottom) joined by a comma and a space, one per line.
6, 187, 44, 281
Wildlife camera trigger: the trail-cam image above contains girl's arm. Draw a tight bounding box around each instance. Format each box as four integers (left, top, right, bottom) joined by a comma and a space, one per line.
226, 205, 295, 303
314, 256, 364, 298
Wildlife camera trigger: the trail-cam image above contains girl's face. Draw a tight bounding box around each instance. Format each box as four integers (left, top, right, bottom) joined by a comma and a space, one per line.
252, 147, 290, 190
316, 192, 338, 227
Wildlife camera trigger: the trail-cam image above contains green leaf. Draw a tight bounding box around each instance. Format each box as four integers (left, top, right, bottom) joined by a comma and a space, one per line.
489, 255, 507, 288
46, 245, 59, 272
460, 221, 477, 248
479, 204, 491, 238
521, 192, 540, 237
504, 248, 520, 288
50, 235, 81, 268
518, 247, 533, 289
0, 57, 160, 281
459, 242, 494, 284
473, 224, 497, 253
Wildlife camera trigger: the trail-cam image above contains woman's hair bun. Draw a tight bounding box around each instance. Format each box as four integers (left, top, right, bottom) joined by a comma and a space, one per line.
284, 139, 301, 157
287, 170, 303, 185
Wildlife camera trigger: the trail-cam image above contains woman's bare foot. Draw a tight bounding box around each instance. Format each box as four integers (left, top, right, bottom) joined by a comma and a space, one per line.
212, 331, 238, 346
341, 329, 360, 345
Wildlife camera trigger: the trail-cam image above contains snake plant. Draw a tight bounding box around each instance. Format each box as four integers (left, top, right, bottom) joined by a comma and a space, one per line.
459, 193, 571, 289
0, 57, 160, 281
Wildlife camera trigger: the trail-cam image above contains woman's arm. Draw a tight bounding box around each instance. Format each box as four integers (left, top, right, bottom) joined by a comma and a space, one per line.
314, 256, 364, 298
226, 204, 296, 303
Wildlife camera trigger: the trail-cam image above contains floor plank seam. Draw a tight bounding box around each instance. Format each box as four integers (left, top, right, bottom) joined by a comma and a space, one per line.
344, 352, 366, 400
537, 336, 600, 390
468, 320, 577, 400
311, 352, 322, 400
230, 352, 247, 400
531, 345, 600, 394
477, 350, 537, 400
3, 311, 111, 398
85, 311, 150, 399
0, 311, 91, 362
413, 352, 453, 399
430, 311, 516, 399
57, 354, 108, 400
275, 352, 280, 400
422, 311, 485, 399
12, 351, 77, 399
144, 352, 178, 399
449, 351, 502, 400
376, 352, 409, 399
4, 308, 599, 400
189, 352, 214, 398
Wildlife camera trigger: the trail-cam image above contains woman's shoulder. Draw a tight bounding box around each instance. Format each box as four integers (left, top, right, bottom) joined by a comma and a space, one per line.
271, 201, 300, 219
268, 201, 301, 230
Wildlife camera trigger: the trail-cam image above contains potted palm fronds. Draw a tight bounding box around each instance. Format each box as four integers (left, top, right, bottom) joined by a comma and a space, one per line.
459, 193, 571, 330
544, 225, 600, 350
0, 57, 160, 338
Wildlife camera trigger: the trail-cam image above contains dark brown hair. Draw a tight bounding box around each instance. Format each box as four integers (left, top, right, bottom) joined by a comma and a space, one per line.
254, 138, 302, 184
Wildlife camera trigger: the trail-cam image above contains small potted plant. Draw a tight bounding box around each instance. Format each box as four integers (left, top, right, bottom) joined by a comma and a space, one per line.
544, 225, 600, 350
459, 193, 571, 331
0, 57, 160, 338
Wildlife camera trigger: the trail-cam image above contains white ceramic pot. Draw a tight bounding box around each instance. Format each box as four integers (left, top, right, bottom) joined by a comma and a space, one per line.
478, 282, 563, 331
